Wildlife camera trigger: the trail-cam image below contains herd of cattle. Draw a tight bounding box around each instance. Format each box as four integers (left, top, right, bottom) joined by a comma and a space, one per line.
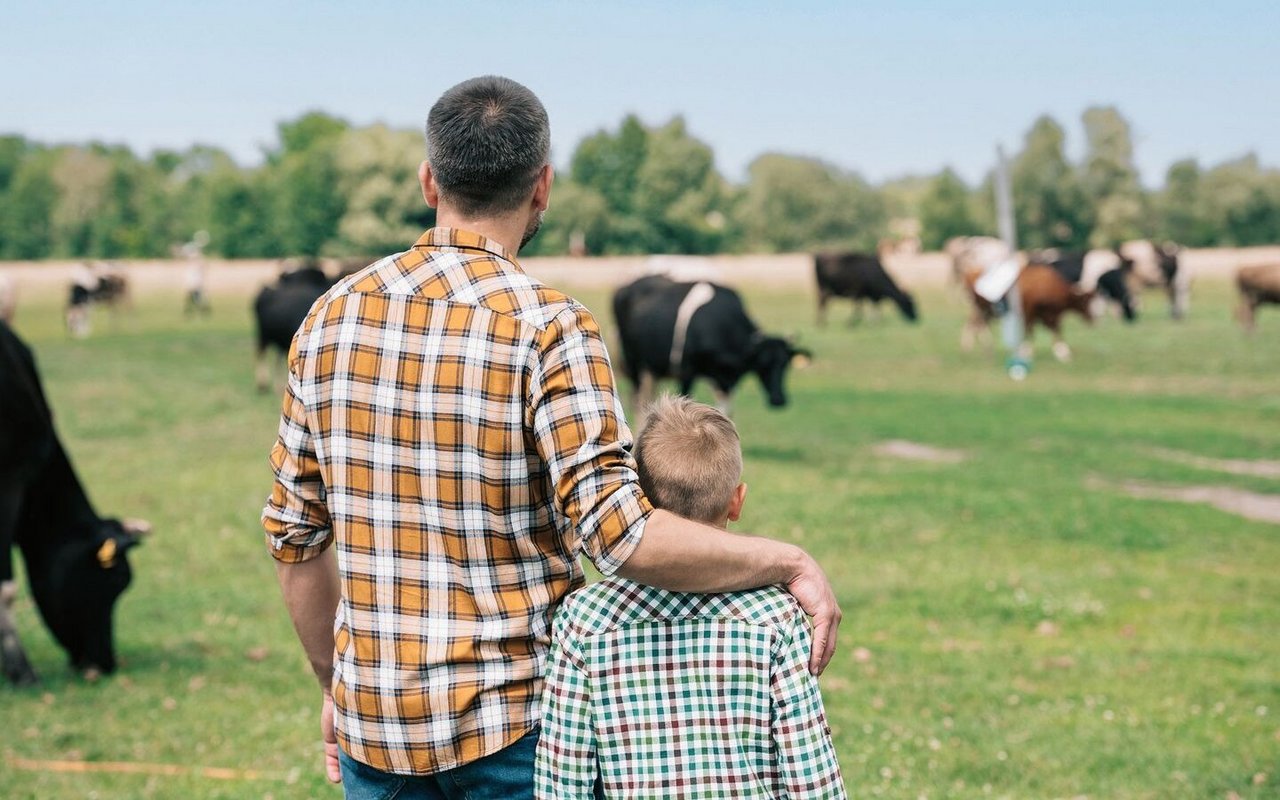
0, 241, 1277, 684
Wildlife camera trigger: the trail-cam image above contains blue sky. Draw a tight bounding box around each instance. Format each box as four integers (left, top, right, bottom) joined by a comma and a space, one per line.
4, 1, 1277, 186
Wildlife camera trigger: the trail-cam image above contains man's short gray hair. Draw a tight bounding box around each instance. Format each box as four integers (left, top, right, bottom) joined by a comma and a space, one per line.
426, 76, 550, 217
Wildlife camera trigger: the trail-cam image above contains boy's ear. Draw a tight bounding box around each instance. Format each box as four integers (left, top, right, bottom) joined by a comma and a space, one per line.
727, 483, 748, 522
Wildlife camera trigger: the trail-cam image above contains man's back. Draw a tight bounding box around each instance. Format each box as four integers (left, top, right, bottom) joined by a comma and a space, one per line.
264, 228, 651, 774
538, 578, 846, 799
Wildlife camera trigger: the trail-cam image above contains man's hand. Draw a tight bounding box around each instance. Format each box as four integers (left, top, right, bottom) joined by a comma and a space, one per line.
785, 552, 842, 675
322, 691, 341, 783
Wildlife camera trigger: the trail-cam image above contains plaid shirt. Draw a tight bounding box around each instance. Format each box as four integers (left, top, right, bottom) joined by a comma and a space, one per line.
536, 578, 846, 799
262, 228, 652, 775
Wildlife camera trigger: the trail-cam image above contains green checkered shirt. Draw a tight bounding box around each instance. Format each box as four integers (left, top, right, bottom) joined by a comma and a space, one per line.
536, 578, 846, 799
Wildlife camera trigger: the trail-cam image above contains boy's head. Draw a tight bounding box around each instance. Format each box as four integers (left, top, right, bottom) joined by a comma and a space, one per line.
634, 396, 746, 528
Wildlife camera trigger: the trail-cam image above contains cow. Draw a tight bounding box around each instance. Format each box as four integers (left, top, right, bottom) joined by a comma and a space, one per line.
1029, 249, 1137, 322
612, 275, 811, 417
1235, 263, 1280, 333
65, 262, 130, 338
946, 236, 1011, 286
963, 262, 1095, 362
252, 264, 336, 392
1119, 240, 1188, 320
0, 320, 150, 685
813, 252, 918, 325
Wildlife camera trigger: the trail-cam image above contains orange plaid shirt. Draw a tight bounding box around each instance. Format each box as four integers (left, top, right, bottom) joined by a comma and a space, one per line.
262, 228, 652, 775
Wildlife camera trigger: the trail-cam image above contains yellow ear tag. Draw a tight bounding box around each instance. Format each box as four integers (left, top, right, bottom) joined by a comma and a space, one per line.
96, 539, 118, 569
793, 354, 812, 370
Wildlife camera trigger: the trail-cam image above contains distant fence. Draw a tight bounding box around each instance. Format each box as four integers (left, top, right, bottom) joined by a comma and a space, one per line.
1, 247, 1275, 296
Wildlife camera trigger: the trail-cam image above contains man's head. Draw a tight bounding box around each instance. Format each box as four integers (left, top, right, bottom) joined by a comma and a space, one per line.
422, 76, 551, 246
635, 396, 746, 528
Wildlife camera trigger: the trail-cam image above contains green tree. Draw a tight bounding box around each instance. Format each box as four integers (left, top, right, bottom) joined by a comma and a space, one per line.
919, 168, 979, 250
521, 181, 610, 256
1011, 115, 1090, 249
1081, 106, 1145, 246
631, 117, 727, 254
1, 150, 57, 259
734, 154, 885, 253
332, 124, 432, 256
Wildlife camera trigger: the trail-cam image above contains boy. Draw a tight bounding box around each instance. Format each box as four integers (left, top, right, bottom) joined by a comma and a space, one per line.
536, 396, 846, 798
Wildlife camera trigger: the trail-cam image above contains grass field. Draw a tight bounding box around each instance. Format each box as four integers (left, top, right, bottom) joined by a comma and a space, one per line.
1, 275, 1276, 799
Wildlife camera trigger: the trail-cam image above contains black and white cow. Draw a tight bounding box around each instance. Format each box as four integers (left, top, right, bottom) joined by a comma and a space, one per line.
0, 320, 149, 685
1028, 249, 1137, 323
612, 275, 811, 415
252, 265, 336, 392
813, 252, 918, 325
1120, 240, 1187, 320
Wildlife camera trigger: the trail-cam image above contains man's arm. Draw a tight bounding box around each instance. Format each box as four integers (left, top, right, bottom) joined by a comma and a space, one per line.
529, 305, 841, 675
614, 510, 841, 675
262, 335, 341, 781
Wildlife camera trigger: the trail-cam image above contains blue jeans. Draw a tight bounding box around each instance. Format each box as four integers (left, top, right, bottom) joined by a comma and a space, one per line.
338, 727, 539, 800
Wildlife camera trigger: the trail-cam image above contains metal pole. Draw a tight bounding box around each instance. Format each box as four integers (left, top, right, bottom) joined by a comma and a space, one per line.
994, 145, 1028, 380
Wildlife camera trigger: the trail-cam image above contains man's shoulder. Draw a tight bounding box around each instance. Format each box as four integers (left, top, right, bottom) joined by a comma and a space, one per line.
556, 580, 801, 638
315, 246, 588, 334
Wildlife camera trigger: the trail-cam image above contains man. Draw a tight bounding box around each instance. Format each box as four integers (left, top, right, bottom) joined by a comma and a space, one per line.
263, 75, 841, 799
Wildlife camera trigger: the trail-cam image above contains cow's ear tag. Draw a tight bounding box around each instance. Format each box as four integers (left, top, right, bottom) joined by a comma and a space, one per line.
793, 354, 812, 369
96, 539, 118, 569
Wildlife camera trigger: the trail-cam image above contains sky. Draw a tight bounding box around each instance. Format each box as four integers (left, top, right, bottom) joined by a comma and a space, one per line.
4, 1, 1278, 187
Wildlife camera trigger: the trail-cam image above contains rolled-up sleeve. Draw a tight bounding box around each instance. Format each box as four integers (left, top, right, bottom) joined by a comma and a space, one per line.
529, 304, 651, 576
262, 342, 332, 563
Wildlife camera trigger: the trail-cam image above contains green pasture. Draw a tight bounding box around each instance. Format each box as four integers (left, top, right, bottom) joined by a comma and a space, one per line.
1, 275, 1276, 799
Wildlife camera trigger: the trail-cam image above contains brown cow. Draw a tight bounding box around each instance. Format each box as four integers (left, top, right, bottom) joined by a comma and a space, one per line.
964, 263, 1093, 362
1236, 263, 1280, 333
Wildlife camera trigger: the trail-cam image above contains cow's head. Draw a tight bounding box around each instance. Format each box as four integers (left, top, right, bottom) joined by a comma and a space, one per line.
43, 518, 150, 677
750, 336, 812, 408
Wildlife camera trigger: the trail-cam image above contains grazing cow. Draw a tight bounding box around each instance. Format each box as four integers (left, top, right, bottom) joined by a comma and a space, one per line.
813, 252, 918, 325
65, 263, 130, 337
1029, 249, 1137, 322
1119, 240, 1188, 319
1235, 263, 1280, 333
252, 265, 336, 392
963, 262, 1094, 362
612, 275, 810, 415
0, 320, 149, 685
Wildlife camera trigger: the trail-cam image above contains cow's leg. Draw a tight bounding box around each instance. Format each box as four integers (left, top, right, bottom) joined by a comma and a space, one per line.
633, 371, 657, 427
1236, 295, 1257, 334
816, 290, 831, 327
0, 496, 38, 686
849, 299, 863, 327
712, 387, 733, 417
0, 579, 37, 686
254, 344, 271, 393
1046, 315, 1071, 362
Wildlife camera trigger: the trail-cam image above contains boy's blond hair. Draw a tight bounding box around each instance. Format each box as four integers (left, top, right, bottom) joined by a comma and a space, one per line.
634, 395, 742, 524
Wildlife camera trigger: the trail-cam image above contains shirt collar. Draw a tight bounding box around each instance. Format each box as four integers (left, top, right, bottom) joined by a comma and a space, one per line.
412, 227, 522, 271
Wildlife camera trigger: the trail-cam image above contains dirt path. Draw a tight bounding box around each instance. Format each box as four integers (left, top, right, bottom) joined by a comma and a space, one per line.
872, 440, 967, 464
1103, 478, 1280, 524
1149, 447, 1280, 479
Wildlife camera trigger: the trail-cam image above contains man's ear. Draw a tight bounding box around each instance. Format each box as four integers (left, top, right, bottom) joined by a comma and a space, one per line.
727, 482, 748, 523
419, 160, 439, 208
531, 164, 554, 213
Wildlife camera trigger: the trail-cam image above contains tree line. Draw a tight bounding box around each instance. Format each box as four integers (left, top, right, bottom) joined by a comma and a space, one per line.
1, 105, 1277, 261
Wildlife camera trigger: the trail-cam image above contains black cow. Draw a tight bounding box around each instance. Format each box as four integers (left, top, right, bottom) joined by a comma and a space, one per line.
813, 252, 918, 325
612, 275, 810, 414
0, 321, 149, 685
253, 266, 335, 392
1030, 249, 1137, 322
